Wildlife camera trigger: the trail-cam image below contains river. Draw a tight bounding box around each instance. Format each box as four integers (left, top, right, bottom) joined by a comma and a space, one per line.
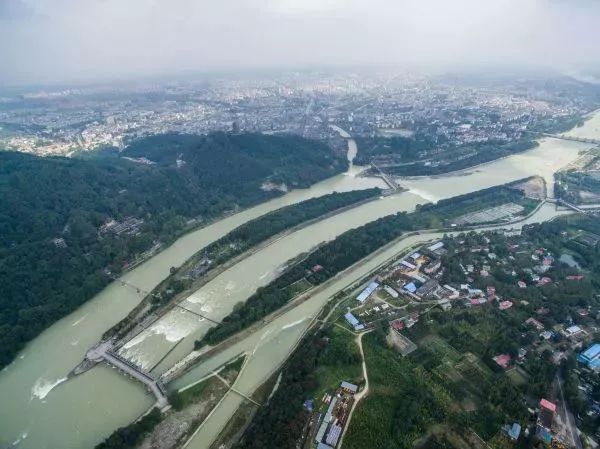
173, 202, 573, 449
0, 164, 384, 449
115, 137, 586, 374
1, 115, 599, 448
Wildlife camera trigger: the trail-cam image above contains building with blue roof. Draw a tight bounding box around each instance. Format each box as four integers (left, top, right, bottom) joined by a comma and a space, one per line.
356, 281, 379, 303
303, 399, 315, 411
344, 312, 359, 326
578, 343, 600, 369
508, 423, 521, 440
404, 282, 417, 294
344, 313, 364, 331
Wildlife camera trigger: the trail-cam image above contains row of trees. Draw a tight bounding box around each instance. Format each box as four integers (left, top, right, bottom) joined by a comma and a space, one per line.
198, 184, 533, 347
386, 139, 538, 176
200, 188, 380, 266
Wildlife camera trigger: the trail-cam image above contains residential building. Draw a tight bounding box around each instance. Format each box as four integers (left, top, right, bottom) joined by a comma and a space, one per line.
578, 343, 600, 370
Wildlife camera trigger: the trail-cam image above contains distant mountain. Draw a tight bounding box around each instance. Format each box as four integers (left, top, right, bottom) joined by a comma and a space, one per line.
0, 132, 346, 368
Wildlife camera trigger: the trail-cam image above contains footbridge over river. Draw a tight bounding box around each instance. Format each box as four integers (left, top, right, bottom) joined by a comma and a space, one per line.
527, 131, 600, 146
86, 342, 169, 410
548, 198, 600, 216
371, 161, 402, 191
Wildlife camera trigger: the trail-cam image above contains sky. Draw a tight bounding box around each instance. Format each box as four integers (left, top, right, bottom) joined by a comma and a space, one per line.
0, 0, 599, 86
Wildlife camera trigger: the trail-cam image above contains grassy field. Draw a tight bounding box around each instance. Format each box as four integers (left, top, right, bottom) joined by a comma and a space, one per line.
173, 355, 244, 409
285, 278, 313, 297
343, 320, 526, 449
313, 326, 362, 401
506, 367, 529, 387
343, 332, 453, 449
420, 335, 462, 364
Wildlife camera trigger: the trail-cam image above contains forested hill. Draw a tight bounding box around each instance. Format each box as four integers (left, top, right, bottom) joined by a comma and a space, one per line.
122, 132, 345, 189
0, 133, 346, 368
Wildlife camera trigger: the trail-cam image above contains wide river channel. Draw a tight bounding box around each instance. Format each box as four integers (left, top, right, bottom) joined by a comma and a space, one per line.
1, 115, 599, 448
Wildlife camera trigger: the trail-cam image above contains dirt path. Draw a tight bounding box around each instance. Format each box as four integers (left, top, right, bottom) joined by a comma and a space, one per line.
338, 329, 372, 449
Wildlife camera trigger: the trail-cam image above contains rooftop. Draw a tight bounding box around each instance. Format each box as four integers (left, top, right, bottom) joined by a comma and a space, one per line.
540, 398, 557, 413
341, 381, 358, 393
581, 343, 600, 361
344, 313, 360, 327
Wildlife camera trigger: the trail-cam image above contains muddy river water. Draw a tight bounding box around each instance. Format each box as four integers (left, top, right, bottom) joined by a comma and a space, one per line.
1, 116, 599, 448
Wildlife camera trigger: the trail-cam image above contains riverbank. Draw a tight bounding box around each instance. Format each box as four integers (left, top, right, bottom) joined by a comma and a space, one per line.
173, 200, 574, 449
165, 194, 551, 385
99, 190, 383, 346
394, 138, 595, 182
3, 111, 598, 449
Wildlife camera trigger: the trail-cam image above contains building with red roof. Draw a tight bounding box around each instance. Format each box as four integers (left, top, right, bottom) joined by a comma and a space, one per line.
493, 354, 512, 369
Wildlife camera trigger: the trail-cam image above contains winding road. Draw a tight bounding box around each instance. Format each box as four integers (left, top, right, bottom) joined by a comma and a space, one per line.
338, 329, 372, 449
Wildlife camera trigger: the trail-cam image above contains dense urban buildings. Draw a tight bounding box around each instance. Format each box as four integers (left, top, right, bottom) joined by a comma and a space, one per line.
1, 71, 598, 159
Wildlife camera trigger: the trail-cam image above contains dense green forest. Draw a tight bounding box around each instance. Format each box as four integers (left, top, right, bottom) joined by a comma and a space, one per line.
0, 133, 346, 368
122, 132, 346, 189
198, 183, 534, 347
95, 408, 161, 449
354, 133, 438, 165
356, 132, 537, 176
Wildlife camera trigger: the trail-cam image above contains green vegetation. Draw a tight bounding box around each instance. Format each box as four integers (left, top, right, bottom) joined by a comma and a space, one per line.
344, 331, 454, 449
354, 133, 438, 165
313, 326, 362, 397
122, 132, 346, 189
350, 323, 524, 448
356, 129, 538, 176
200, 188, 380, 265
95, 408, 161, 449
234, 215, 600, 449
197, 183, 538, 348
385, 140, 538, 176
0, 132, 346, 368
169, 356, 245, 411
234, 326, 360, 449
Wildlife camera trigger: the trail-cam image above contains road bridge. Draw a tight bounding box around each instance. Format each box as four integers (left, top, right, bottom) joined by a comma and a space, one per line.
109, 275, 153, 297
371, 161, 402, 191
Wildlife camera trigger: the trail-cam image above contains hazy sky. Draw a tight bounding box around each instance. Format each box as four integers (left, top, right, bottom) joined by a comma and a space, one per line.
1, 0, 599, 86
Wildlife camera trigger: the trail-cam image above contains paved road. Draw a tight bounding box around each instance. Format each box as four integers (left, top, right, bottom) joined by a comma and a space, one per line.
557, 374, 583, 449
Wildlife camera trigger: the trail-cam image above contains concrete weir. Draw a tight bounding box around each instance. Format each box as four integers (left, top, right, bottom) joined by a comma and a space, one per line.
85, 342, 169, 411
